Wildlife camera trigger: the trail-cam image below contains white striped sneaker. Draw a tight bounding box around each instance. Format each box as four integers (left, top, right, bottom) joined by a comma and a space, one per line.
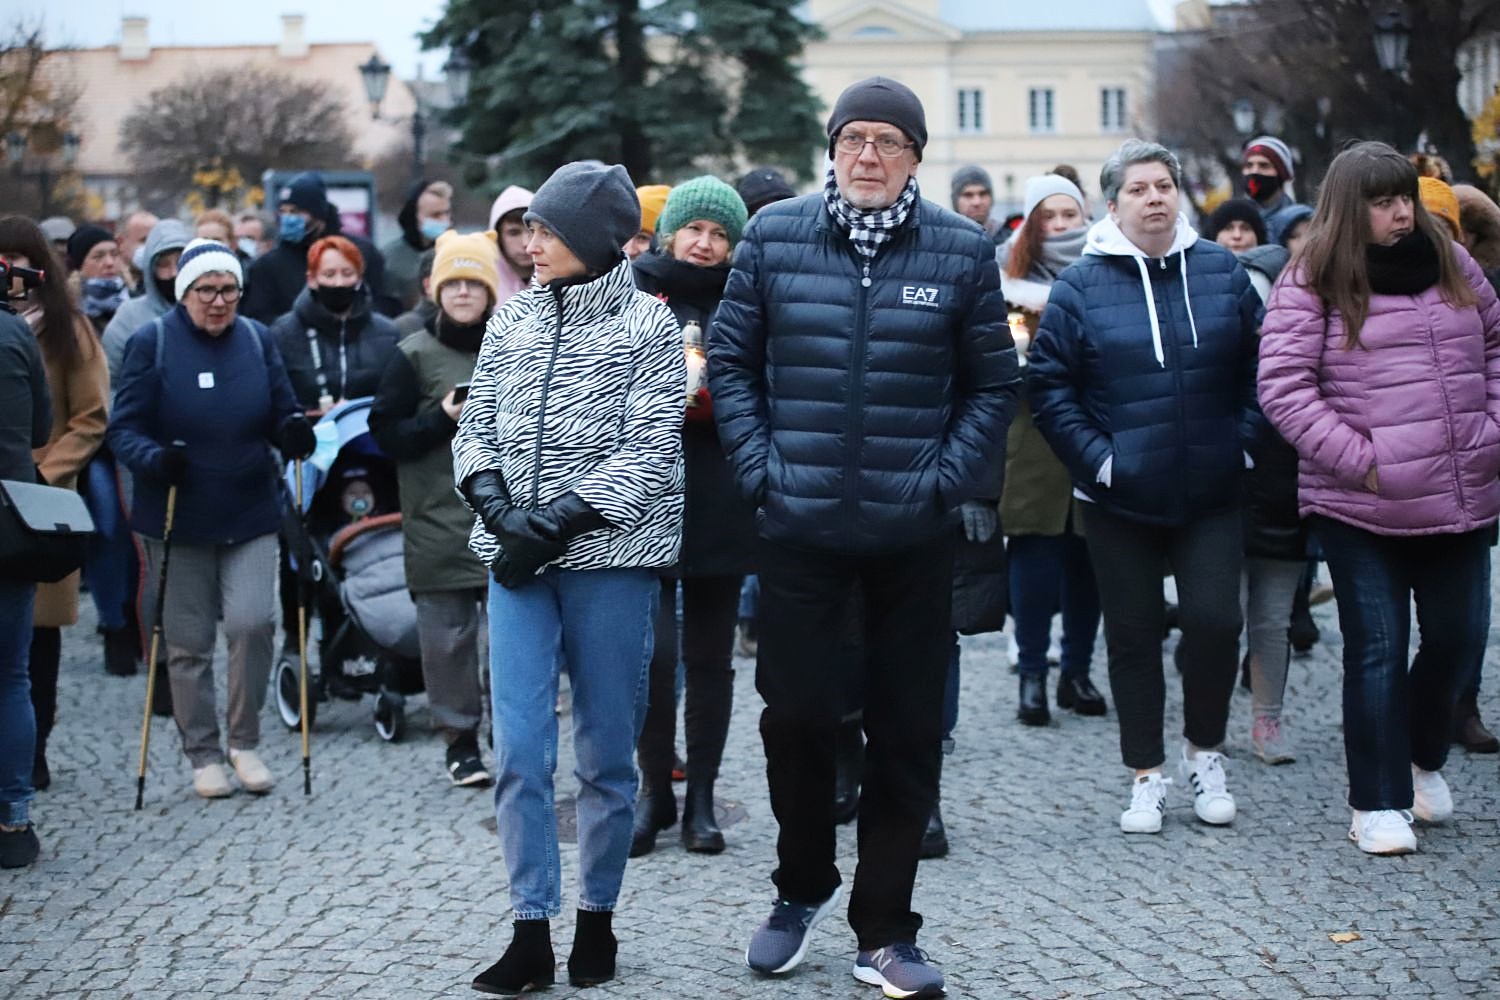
1120, 772, 1171, 834
1180, 748, 1235, 825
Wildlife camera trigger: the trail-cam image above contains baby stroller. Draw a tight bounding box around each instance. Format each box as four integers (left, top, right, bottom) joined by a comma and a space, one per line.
274, 398, 422, 741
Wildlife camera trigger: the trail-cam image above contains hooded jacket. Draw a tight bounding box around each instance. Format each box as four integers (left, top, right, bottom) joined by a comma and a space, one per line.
1027, 214, 1263, 526
488, 185, 535, 306
269, 285, 401, 409
1258, 244, 1500, 538
452, 258, 685, 573
242, 225, 392, 323
709, 192, 1021, 553
101, 219, 193, 388
381, 179, 439, 311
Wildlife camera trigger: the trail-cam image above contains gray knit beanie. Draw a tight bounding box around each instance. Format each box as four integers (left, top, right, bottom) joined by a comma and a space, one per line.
523, 161, 640, 274
826, 76, 927, 162
950, 165, 993, 209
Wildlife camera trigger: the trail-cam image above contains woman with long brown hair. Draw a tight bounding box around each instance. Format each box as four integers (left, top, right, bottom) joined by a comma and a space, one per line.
0, 216, 110, 791
1259, 141, 1500, 855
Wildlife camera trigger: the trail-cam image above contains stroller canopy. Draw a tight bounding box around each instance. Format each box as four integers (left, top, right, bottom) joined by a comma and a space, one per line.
284, 397, 386, 514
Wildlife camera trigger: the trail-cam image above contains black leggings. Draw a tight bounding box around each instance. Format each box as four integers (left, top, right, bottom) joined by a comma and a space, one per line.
28, 627, 61, 752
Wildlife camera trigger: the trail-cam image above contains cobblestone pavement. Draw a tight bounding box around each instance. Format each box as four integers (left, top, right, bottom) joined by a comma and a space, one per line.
3, 581, 1499, 999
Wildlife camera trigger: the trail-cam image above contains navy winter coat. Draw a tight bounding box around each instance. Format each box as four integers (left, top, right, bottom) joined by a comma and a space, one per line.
107, 304, 303, 545
1027, 218, 1262, 527
709, 192, 1021, 553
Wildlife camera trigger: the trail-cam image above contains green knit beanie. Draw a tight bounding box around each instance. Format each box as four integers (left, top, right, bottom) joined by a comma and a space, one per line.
657, 175, 748, 248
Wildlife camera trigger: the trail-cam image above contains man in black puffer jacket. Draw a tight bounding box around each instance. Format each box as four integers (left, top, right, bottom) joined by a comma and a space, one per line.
711, 77, 1019, 998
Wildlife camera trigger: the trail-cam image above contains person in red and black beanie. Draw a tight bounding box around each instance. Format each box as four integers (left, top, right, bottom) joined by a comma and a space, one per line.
1241, 135, 1302, 246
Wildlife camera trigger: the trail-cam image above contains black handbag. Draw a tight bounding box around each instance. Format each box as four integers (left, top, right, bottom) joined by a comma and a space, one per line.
0, 479, 96, 584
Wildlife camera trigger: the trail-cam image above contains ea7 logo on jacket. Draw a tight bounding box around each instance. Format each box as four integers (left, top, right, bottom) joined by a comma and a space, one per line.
901, 284, 941, 307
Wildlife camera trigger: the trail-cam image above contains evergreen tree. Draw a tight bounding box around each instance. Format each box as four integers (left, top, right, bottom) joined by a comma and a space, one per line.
422, 0, 824, 190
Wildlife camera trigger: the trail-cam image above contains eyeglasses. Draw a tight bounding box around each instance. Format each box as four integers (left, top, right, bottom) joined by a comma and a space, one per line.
443, 278, 488, 295
834, 131, 914, 158
190, 283, 241, 304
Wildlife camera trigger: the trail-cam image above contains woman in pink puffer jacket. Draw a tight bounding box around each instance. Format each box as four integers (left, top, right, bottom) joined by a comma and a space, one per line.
1259, 142, 1500, 857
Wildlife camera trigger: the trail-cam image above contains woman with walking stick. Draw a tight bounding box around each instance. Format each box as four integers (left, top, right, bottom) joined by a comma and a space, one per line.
108, 240, 315, 800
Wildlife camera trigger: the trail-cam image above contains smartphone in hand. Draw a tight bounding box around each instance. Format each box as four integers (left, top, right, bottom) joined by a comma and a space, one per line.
453, 381, 472, 404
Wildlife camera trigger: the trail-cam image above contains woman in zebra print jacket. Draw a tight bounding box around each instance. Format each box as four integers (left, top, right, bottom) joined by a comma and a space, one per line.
452, 162, 685, 994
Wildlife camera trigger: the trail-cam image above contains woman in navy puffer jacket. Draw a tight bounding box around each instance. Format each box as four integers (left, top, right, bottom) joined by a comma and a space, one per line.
1028, 140, 1262, 838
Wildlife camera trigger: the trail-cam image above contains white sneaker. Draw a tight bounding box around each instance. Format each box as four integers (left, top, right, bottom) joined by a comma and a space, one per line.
228, 748, 274, 794
192, 763, 233, 799
1349, 809, 1417, 854
1180, 747, 1236, 825
1120, 773, 1171, 833
1411, 765, 1453, 823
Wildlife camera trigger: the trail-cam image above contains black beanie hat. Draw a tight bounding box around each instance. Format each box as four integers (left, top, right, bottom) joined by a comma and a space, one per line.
1204, 197, 1268, 246
524, 161, 640, 275
737, 167, 796, 215
826, 76, 927, 162
66, 224, 114, 270
278, 172, 331, 220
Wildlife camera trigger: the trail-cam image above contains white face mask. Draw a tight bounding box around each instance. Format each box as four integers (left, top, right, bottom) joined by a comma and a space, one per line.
237, 237, 259, 260
131, 245, 147, 272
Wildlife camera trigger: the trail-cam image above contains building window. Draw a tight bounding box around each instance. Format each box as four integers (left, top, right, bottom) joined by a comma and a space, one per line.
1028, 88, 1056, 134
957, 88, 984, 134
1101, 87, 1127, 133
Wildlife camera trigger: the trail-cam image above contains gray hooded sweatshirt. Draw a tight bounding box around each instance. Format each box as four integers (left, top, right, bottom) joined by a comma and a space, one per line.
101, 218, 193, 393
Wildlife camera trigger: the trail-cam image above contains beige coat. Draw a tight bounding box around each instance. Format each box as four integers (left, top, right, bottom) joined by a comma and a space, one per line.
31, 312, 109, 628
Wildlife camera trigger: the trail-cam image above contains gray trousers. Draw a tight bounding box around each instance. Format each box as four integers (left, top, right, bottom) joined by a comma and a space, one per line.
1241, 557, 1305, 719
143, 533, 277, 767
413, 588, 487, 743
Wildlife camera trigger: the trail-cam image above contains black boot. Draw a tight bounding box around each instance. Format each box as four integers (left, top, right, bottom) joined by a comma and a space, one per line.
32, 742, 50, 792
1453, 692, 1500, 753
921, 754, 948, 859
1056, 674, 1106, 716
1288, 570, 1318, 654
832, 712, 864, 826
150, 660, 174, 718
567, 909, 617, 987
473, 919, 554, 995
681, 665, 732, 853
629, 774, 676, 858
1017, 674, 1049, 726
102, 625, 140, 676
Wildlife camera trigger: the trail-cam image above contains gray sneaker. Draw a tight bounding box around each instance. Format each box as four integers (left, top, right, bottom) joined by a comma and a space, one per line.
853, 943, 945, 998
744, 887, 841, 975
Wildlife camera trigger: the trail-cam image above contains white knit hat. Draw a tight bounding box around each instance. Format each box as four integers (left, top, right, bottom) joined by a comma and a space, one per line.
1023, 175, 1087, 221
174, 238, 244, 302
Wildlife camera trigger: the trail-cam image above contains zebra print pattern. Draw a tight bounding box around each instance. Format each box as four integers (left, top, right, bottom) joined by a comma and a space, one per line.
452, 257, 685, 573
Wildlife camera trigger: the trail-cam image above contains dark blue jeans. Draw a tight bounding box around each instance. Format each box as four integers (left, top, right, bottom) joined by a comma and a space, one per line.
1313, 516, 1492, 811
1008, 532, 1101, 678
0, 581, 36, 826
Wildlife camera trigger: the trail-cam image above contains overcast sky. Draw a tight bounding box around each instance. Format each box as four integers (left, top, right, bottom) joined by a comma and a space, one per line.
25, 1, 1176, 79
22, 1, 452, 79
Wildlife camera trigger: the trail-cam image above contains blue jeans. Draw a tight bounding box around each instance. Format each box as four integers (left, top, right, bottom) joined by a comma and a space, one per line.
487, 567, 657, 919
1313, 517, 1491, 811
0, 581, 37, 826
81, 451, 138, 632
1008, 532, 1101, 678
738, 575, 759, 620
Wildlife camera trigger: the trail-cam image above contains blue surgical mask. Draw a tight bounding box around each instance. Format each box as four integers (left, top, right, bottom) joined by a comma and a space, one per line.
279, 213, 307, 245
420, 218, 450, 242
237, 237, 259, 260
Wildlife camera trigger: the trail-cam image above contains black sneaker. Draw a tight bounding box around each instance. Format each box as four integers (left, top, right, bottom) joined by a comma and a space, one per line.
446, 736, 492, 788
0, 823, 40, 869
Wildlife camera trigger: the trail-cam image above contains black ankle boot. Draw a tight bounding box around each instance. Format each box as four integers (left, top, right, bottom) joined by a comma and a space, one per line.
32, 744, 50, 792
832, 713, 864, 825
681, 781, 725, 853
629, 776, 676, 858
920, 801, 948, 859
102, 626, 140, 676
1017, 674, 1049, 726
473, 919, 554, 995
567, 909, 617, 987
150, 662, 174, 719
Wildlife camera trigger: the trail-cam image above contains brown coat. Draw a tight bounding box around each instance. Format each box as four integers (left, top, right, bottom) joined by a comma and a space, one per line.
31, 313, 109, 628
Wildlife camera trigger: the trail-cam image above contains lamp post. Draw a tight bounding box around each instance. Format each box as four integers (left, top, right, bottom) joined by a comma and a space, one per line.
1372, 4, 1412, 147
1232, 99, 1255, 138
359, 51, 472, 184
5, 129, 80, 217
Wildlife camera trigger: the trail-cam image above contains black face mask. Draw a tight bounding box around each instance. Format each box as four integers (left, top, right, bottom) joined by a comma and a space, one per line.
1244, 172, 1284, 202
154, 276, 177, 305
313, 283, 360, 314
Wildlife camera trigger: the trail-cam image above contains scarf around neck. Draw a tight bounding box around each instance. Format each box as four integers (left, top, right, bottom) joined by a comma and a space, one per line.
1366, 230, 1441, 296
81, 276, 128, 318
823, 166, 919, 259
1029, 227, 1089, 283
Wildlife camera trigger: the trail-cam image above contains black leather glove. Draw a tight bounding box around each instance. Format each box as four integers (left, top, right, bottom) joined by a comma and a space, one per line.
460, 470, 512, 539
159, 442, 189, 486
279, 415, 317, 460
533, 492, 611, 542
492, 511, 567, 588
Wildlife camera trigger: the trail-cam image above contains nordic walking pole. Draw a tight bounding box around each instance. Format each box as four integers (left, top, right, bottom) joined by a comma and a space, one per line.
295, 457, 312, 796
135, 475, 180, 811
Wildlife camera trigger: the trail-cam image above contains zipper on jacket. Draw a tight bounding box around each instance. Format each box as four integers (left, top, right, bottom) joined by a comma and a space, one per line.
529, 291, 566, 510
844, 256, 873, 544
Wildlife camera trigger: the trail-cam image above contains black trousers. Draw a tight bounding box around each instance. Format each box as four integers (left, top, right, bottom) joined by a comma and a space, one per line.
1081, 504, 1243, 770
28, 627, 61, 752
756, 533, 954, 951
637, 574, 742, 785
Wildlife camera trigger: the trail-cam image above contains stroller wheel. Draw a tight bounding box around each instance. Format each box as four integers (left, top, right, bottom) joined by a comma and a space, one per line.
374, 690, 405, 743
275, 656, 318, 731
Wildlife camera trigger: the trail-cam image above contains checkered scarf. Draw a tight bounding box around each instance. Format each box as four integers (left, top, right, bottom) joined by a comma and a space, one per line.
823, 166, 919, 259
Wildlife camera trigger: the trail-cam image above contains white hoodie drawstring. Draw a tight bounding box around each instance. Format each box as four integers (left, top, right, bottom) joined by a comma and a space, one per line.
1134, 256, 1165, 367
1180, 251, 1200, 352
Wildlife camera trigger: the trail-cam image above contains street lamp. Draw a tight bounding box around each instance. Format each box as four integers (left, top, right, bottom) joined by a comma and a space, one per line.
359, 50, 471, 183
5, 129, 81, 216
1373, 5, 1412, 74
61, 131, 80, 167
1231, 99, 1255, 137
443, 53, 472, 107
5, 131, 25, 168
358, 54, 392, 119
